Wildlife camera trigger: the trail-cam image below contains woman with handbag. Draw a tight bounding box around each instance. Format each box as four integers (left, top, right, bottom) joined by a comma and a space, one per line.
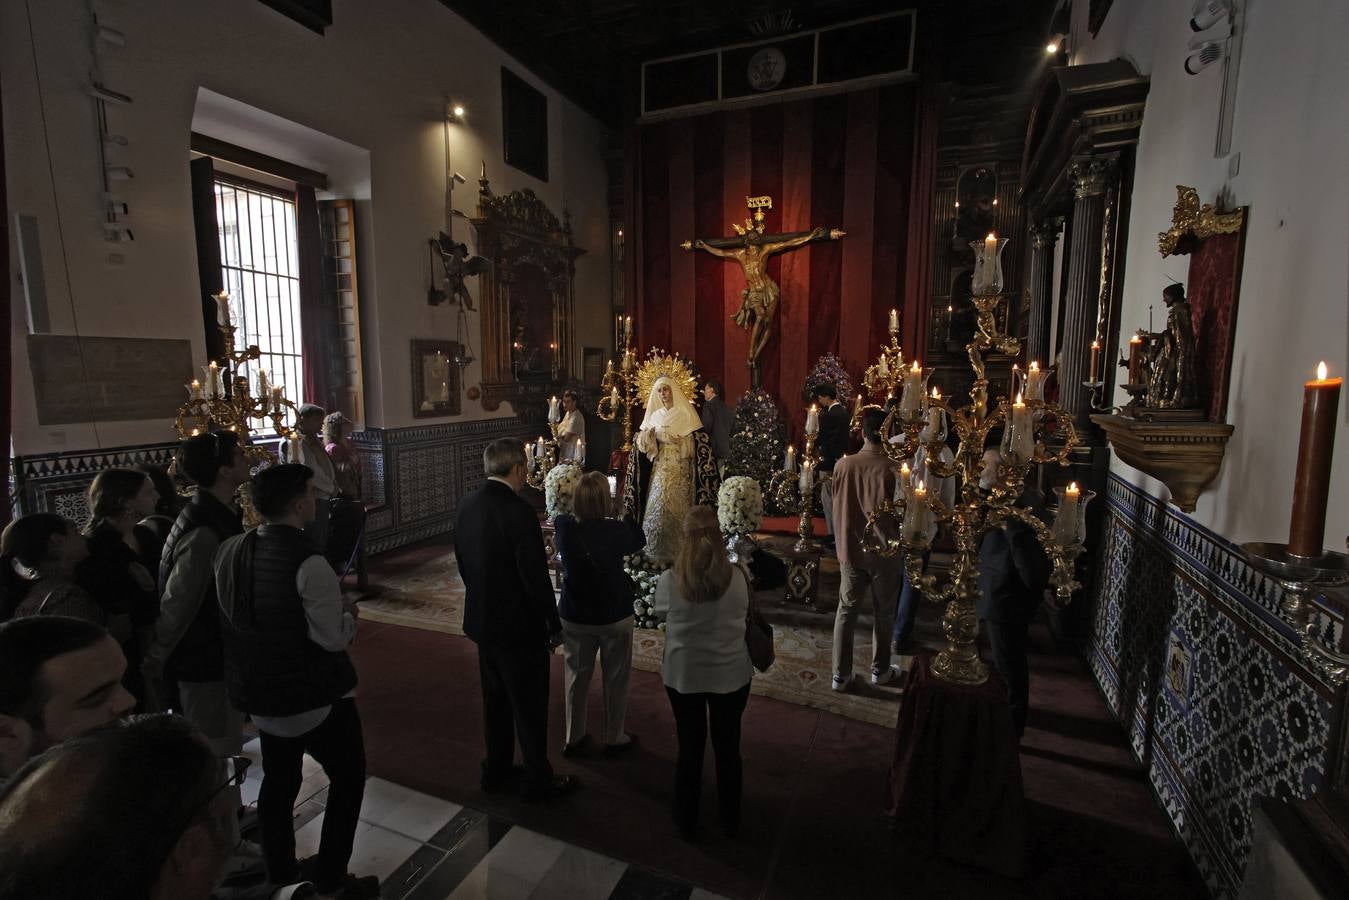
652, 505, 754, 841
554, 470, 646, 756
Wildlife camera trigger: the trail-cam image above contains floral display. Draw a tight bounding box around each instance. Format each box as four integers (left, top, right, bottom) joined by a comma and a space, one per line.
726, 389, 787, 512
543, 461, 582, 519
624, 551, 669, 629
717, 476, 764, 536
804, 353, 854, 404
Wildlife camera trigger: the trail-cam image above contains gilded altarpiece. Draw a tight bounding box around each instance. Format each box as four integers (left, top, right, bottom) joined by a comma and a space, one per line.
471, 171, 584, 413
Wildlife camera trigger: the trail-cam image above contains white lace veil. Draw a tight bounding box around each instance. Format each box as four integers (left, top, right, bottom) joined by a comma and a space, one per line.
638, 376, 702, 437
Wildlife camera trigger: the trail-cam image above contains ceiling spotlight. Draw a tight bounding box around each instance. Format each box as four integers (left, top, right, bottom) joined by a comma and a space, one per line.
1045, 41, 1059, 54
1190, 0, 1232, 32
1184, 41, 1224, 74
450, 103, 466, 120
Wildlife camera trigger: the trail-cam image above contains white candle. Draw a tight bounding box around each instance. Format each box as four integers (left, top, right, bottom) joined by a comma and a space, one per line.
878, 355, 889, 378
1025, 361, 1047, 401
889, 308, 899, 333
1055, 482, 1081, 544
900, 361, 923, 412
189, 379, 203, 401
610, 386, 620, 408
904, 479, 929, 539
256, 368, 269, 398
548, 396, 560, 423
577, 440, 586, 465
900, 462, 911, 492
621, 351, 632, 372
799, 460, 814, 494
214, 292, 231, 327
1010, 392, 1035, 458
1011, 363, 1020, 399
805, 405, 819, 435
784, 445, 796, 472
204, 362, 220, 399
525, 441, 533, 461
624, 316, 632, 344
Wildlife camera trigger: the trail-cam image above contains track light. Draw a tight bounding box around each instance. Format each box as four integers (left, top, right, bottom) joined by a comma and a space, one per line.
1190, 0, 1231, 32
1184, 41, 1224, 74
90, 83, 133, 105
105, 166, 134, 180
448, 102, 466, 121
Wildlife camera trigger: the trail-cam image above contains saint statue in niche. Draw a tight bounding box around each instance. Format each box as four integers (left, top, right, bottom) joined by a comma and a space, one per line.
1145, 283, 1198, 409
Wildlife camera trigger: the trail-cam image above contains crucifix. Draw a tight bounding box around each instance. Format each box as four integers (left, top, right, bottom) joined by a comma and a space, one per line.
681, 196, 844, 387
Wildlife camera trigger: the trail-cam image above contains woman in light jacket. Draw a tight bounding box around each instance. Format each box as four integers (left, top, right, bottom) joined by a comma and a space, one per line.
554, 471, 645, 756
653, 505, 753, 841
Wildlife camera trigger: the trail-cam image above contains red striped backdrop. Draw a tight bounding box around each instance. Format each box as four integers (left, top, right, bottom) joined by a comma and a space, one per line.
631, 84, 926, 440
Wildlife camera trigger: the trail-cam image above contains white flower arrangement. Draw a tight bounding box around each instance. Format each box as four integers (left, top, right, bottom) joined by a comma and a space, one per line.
623, 551, 670, 629
544, 462, 582, 519
717, 476, 764, 536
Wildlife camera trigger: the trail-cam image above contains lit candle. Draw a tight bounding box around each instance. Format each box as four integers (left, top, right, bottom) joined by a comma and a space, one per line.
270, 384, 283, 413
1089, 340, 1101, 383
799, 460, 814, 494
624, 316, 632, 344
214, 291, 231, 327
621, 351, 632, 372
256, 368, 269, 398
878, 354, 889, 378
1011, 363, 1020, 399
610, 386, 620, 408
784, 445, 796, 472
204, 362, 220, 399
900, 361, 923, 412
548, 396, 560, 423
1009, 391, 1035, 459
1055, 482, 1081, 545
900, 462, 912, 492
1127, 333, 1145, 384
889, 308, 899, 333
191, 427, 201, 437
1288, 362, 1342, 557
577, 440, 586, 465
904, 479, 929, 539
188, 379, 203, 401
1025, 361, 1047, 401
805, 404, 819, 435
525, 441, 533, 461
535, 436, 546, 460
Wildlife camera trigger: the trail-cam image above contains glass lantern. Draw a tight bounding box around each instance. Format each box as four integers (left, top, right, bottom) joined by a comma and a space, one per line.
970, 234, 1009, 296
1051, 485, 1096, 546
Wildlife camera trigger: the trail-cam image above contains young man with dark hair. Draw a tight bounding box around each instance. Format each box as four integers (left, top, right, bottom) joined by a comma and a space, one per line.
812, 382, 849, 551
0, 616, 135, 778
830, 406, 902, 692
456, 438, 574, 800
216, 463, 377, 900
0, 713, 238, 900
288, 403, 338, 558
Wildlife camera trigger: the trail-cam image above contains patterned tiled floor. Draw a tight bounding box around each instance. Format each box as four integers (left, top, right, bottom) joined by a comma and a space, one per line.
239, 738, 730, 900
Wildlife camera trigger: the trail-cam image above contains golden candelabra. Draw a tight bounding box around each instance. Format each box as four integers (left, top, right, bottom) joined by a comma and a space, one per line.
525, 417, 564, 491
853, 313, 908, 432
175, 292, 298, 463
597, 316, 639, 452
767, 427, 822, 553
863, 240, 1090, 686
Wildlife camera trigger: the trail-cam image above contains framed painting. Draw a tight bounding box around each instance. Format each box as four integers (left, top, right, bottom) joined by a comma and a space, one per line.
411, 339, 461, 418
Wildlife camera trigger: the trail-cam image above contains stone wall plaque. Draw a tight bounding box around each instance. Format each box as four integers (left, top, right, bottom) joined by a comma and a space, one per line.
27, 335, 194, 425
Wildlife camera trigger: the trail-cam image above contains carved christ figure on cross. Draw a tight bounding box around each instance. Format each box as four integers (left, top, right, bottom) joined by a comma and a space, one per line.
681, 197, 844, 377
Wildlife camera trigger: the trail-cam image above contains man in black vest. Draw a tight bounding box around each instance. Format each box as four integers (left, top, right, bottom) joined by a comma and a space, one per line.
144, 431, 248, 762
455, 438, 575, 801
215, 464, 377, 900
813, 382, 850, 551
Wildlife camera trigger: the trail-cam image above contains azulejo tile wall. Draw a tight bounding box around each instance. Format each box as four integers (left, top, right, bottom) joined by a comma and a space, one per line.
1087, 474, 1342, 898
12, 418, 534, 555
352, 418, 535, 554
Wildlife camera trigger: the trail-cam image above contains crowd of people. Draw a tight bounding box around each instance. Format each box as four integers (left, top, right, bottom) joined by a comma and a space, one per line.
0, 386, 1049, 898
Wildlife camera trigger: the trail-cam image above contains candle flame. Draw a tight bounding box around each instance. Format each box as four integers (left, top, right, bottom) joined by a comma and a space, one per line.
901, 462, 910, 474
1015, 391, 1024, 405
1317, 361, 1328, 380
1129, 334, 1142, 344
1030, 361, 1039, 372
1091, 339, 1100, 350
931, 386, 940, 398
1067, 481, 1079, 493
911, 360, 920, 372
985, 232, 996, 241
916, 479, 926, 492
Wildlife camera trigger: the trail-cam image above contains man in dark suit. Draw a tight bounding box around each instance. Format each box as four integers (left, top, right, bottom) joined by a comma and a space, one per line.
813, 382, 850, 550
455, 438, 576, 800
699, 379, 733, 475
977, 484, 1050, 739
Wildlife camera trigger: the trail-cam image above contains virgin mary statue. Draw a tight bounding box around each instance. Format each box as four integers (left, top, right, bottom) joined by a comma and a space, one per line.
623, 376, 720, 561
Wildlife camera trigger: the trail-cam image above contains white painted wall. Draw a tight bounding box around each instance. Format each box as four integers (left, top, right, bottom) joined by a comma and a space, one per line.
1070, 0, 1349, 548
3, 0, 612, 455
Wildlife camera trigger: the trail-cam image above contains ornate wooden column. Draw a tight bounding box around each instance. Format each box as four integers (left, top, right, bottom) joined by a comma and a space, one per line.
1058, 157, 1116, 425
1025, 216, 1062, 367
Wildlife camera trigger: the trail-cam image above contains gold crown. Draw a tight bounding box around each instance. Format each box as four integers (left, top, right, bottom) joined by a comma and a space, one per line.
635, 349, 700, 408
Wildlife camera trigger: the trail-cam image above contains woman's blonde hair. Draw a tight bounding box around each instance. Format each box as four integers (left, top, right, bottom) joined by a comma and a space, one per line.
572, 470, 610, 522
673, 505, 732, 604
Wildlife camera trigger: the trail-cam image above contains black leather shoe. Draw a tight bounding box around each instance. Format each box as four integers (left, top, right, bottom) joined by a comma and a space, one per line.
520, 774, 579, 801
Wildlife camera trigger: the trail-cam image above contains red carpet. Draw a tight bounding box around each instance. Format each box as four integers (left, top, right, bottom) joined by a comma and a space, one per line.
351, 541, 1204, 899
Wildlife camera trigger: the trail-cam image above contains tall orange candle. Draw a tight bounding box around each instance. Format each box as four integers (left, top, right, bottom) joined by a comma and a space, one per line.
1127, 333, 1145, 385
1288, 361, 1341, 557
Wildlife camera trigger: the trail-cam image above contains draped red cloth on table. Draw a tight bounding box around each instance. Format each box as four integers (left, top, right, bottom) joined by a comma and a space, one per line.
887, 654, 1026, 878
630, 85, 925, 440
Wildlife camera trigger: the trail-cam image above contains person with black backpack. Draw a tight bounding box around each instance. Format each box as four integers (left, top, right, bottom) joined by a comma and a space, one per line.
553, 471, 646, 757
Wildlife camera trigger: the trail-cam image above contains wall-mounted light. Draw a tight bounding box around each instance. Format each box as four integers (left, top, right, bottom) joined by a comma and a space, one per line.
1190, 0, 1232, 32
95, 24, 126, 46
89, 83, 132, 105
449, 102, 466, 121
105, 166, 134, 180
1184, 42, 1225, 74
1045, 41, 1059, 54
